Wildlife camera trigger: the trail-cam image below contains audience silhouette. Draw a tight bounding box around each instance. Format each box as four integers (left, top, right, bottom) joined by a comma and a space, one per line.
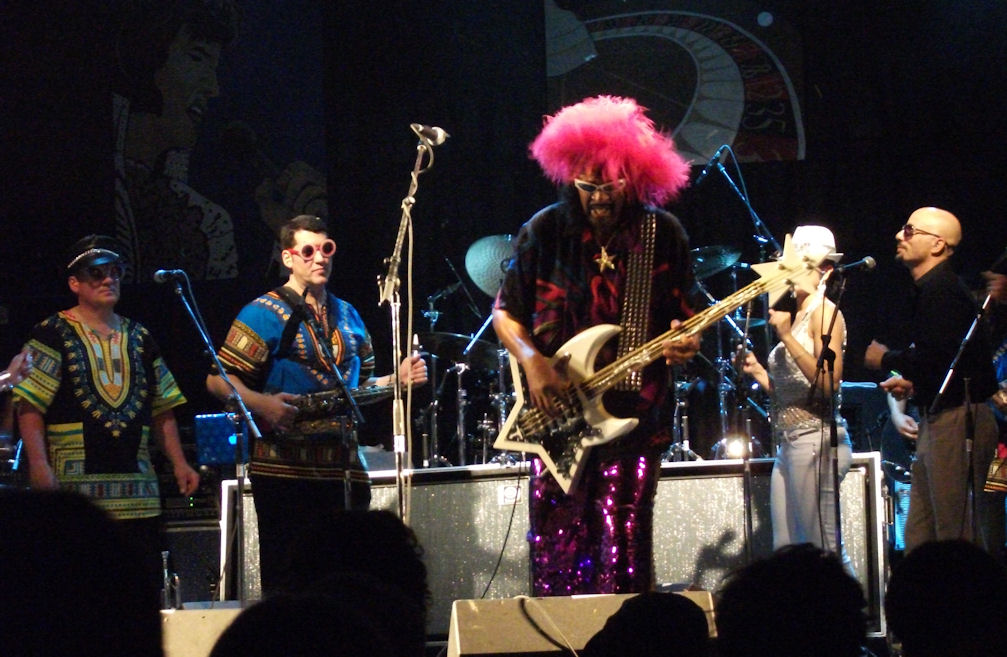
885, 538, 1007, 657
581, 591, 711, 657
213, 508, 430, 657
209, 589, 396, 657
714, 543, 866, 657
0, 489, 163, 657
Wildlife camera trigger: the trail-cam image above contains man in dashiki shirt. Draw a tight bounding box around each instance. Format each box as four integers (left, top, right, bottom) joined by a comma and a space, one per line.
206, 214, 426, 596
15, 234, 200, 586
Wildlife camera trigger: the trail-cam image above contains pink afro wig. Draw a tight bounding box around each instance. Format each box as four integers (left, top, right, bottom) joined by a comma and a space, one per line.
529, 95, 691, 206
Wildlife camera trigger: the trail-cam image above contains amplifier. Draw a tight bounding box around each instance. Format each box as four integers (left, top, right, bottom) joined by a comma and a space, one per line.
219, 453, 886, 638
218, 464, 530, 620
164, 521, 222, 603
156, 444, 221, 523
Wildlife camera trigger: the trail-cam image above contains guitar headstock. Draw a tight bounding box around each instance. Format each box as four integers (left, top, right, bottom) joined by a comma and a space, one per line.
750, 233, 833, 306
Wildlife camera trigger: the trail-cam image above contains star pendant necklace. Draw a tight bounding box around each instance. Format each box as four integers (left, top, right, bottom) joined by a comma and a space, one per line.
593, 233, 617, 273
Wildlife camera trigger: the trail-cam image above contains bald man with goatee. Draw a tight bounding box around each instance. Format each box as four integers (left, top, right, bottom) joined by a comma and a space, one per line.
865, 207, 1001, 554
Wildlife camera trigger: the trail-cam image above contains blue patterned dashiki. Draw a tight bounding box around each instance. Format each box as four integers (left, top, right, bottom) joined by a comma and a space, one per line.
217, 289, 374, 482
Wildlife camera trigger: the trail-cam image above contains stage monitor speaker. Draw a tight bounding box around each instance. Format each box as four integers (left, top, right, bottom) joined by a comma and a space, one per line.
447, 591, 715, 657
221, 454, 886, 639
161, 608, 242, 657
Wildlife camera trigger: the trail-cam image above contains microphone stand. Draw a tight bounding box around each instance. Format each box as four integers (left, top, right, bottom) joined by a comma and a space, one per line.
708, 161, 782, 257
377, 132, 438, 519
165, 273, 261, 607
295, 289, 365, 508
807, 274, 846, 555
927, 248, 1007, 538
710, 158, 782, 364
733, 303, 756, 562
929, 289, 995, 542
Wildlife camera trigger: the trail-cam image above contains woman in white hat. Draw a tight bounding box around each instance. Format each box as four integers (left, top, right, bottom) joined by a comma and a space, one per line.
741, 225, 852, 562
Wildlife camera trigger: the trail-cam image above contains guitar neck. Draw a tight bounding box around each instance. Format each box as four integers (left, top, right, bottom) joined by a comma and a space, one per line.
584, 263, 805, 397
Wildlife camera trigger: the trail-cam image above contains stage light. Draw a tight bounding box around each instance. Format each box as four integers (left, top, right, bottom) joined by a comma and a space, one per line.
712, 435, 765, 460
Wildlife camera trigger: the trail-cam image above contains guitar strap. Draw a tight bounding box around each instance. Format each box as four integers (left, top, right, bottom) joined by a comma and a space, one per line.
615, 212, 656, 391
273, 286, 311, 360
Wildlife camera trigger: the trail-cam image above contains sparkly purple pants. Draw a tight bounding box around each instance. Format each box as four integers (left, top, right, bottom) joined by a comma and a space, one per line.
528, 449, 661, 596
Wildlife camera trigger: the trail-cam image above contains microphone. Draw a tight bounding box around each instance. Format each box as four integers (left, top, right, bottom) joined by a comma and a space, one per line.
427, 281, 462, 302
835, 256, 877, 274
693, 144, 728, 186
153, 269, 187, 284
410, 123, 450, 146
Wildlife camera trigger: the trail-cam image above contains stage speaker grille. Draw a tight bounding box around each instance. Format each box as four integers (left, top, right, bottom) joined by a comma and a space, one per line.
220, 454, 886, 638
164, 521, 221, 603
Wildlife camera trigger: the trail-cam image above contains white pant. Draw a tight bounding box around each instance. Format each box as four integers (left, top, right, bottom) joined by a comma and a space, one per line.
771, 426, 852, 560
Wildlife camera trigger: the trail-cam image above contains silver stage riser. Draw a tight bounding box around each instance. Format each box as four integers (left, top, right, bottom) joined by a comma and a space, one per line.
220, 453, 886, 638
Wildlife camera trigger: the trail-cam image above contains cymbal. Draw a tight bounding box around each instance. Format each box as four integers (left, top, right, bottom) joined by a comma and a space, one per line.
691, 245, 741, 280
729, 315, 767, 329
416, 332, 501, 371
465, 234, 515, 297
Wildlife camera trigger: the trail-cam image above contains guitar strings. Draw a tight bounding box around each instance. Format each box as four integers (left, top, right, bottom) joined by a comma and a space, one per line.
506, 258, 816, 450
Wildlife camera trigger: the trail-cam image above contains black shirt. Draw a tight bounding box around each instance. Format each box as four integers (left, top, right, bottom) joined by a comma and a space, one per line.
881, 259, 997, 411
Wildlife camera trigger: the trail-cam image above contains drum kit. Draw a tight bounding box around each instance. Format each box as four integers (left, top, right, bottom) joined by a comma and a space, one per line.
414, 235, 517, 468
414, 235, 772, 469
663, 244, 771, 462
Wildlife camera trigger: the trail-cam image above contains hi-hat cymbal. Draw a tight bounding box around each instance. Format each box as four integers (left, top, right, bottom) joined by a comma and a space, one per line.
416, 332, 501, 371
465, 234, 515, 297
728, 313, 767, 329
691, 245, 741, 280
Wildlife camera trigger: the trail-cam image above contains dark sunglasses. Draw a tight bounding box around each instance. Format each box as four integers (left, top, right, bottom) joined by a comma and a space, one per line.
285, 239, 337, 260
78, 263, 124, 282
900, 223, 943, 240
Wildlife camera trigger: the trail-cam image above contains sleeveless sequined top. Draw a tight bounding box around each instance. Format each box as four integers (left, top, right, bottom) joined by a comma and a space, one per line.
767, 292, 846, 438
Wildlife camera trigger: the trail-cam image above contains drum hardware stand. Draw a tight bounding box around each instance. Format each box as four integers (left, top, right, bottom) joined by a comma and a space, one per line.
453, 362, 470, 466
419, 299, 446, 468
694, 279, 732, 442
378, 124, 447, 519
486, 346, 517, 464
476, 414, 495, 464
423, 368, 453, 468
462, 313, 513, 465
664, 371, 699, 461
162, 270, 260, 607
694, 277, 754, 444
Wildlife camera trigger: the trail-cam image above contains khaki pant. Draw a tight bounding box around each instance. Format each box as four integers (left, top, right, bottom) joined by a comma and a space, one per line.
905, 402, 1001, 553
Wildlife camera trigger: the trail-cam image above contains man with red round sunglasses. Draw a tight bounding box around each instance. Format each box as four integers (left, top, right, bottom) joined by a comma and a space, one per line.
207, 214, 426, 596
14, 234, 200, 586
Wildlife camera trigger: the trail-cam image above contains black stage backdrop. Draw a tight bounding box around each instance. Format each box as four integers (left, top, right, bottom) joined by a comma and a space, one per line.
2, 0, 1005, 452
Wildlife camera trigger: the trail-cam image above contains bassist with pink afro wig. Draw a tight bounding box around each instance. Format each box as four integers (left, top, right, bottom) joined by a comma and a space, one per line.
494, 96, 700, 595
